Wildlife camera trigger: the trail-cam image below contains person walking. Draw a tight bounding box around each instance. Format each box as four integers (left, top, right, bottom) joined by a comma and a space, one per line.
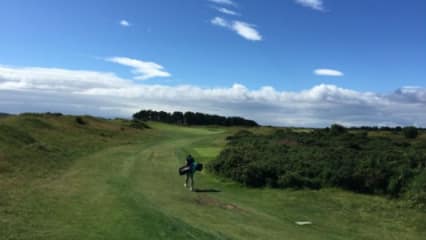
184, 154, 196, 191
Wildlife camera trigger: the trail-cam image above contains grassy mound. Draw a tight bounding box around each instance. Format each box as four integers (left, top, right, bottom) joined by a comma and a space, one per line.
0, 114, 146, 176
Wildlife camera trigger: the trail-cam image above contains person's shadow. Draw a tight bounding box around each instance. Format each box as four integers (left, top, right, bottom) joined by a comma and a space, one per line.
194, 188, 221, 193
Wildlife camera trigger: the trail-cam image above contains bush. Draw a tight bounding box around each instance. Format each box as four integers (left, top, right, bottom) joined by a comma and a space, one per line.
406, 170, 426, 208
209, 127, 426, 207
75, 116, 86, 125
45, 112, 63, 116
278, 173, 320, 189
129, 120, 150, 129
330, 124, 347, 135
403, 127, 418, 139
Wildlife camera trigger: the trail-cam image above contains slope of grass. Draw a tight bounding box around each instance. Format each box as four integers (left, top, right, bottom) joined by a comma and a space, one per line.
0, 114, 145, 176
1, 116, 425, 239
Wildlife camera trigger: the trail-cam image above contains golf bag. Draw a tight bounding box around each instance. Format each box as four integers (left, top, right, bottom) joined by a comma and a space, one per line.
178, 163, 203, 175
179, 165, 191, 175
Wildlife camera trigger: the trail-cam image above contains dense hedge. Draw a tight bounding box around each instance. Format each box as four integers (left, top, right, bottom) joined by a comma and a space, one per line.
208, 127, 426, 207
133, 110, 258, 127
403, 126, 419, 139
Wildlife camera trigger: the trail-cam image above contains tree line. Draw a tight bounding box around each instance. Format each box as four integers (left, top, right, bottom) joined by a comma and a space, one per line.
132, 110, 259, 127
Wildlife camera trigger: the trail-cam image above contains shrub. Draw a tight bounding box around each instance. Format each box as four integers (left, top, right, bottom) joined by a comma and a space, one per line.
403, 126, 418, 139
45, 112, 63, 116
406, 170, 426, 208
129, 120, 150, 129
278, 173, 320, 189
330, 124, 347, 135
75, 116, 86, 125
209, 127, 425, 207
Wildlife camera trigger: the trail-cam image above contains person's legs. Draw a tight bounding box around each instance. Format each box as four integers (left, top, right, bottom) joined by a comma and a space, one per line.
185, 173, 189, 188
189, 173, 194, 191
184, 172, 195, 191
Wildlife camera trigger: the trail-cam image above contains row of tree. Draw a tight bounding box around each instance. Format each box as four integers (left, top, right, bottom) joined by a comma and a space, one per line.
328, 124, 419, 139
132, 110, 258, 127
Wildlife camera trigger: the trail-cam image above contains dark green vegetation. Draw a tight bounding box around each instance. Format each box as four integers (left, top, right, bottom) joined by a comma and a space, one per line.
133, 109, 258, 127
347, 125, 421, 140
403, 126, 419, 139
1, 115, 425, 239
209, 125, 426, 208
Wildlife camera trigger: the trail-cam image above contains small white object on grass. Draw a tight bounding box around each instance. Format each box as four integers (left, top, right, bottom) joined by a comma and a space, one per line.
295, 221, 312, 225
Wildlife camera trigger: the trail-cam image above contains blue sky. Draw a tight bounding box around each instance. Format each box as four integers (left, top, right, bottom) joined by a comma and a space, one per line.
0, 0, 425, 126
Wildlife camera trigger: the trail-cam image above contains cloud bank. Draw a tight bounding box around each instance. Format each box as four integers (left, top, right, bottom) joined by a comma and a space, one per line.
1, 64, 425, 127
211, 17, 262, 41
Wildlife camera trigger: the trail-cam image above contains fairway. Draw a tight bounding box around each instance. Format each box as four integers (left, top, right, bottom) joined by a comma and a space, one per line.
1, 121, 425, 240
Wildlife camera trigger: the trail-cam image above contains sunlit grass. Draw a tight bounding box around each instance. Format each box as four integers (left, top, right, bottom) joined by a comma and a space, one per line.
1, 115, 425, 239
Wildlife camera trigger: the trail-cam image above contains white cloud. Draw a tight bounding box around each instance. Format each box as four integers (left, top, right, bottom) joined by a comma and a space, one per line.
211, 17, 228, 27
295, 0, 324, 11
119, 20, 130, 27
208, 0, 235, 6
211, 17, 262, 41
215, 7, 240, 16
0, 65, 129, 91
232, 21, 262, 41
1, 64, 426, 127
106, 57, 171, 80
314, 69, 344, 77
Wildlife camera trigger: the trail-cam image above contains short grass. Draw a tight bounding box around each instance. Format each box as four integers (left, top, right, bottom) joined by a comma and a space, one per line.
1, 115, 425, 239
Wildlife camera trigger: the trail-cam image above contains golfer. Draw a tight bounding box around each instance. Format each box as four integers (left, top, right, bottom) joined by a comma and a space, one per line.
184, 154, 196, 191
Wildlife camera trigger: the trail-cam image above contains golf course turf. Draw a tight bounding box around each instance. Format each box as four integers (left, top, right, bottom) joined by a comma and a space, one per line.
1, 115, 425, 239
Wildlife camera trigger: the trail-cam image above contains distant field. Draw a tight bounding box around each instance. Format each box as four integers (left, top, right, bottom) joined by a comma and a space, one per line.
194, 147, 222, 159
1, 115, 425, 240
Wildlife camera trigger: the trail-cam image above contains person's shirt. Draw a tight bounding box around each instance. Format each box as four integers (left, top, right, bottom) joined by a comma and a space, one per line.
190, 162, 197, 173
186, 156, 194, 166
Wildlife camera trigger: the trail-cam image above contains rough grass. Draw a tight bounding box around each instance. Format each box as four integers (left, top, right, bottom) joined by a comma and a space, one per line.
0, 116, 425, 239
0, 115, 146, 177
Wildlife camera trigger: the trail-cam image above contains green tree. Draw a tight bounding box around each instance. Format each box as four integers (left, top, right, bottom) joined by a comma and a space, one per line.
330, 124, 347, 135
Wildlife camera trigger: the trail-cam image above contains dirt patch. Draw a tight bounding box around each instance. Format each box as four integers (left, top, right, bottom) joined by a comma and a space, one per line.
195, 195, 221, 206
224, 204, 239, 210
195, 195, 246, 213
